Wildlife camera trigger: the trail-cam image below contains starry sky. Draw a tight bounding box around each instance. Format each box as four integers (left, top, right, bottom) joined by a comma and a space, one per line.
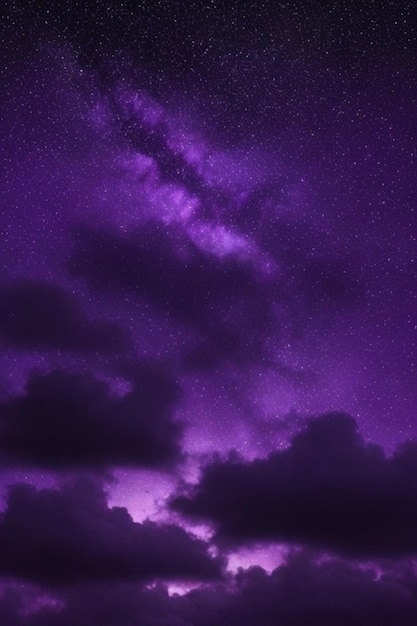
0, 1, 416, 624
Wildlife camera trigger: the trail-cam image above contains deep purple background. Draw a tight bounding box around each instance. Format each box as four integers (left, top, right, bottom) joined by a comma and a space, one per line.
0, 1, 416, 623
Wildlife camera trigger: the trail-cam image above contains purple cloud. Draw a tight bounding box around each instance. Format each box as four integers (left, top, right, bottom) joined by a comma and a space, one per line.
0, 280, 127, 354
173, 413, 417, 557
0, 478, 222, 585
0, 368, 181, 469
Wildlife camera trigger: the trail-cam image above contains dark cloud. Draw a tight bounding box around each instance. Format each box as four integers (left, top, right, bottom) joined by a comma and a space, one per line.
173, 412, 417, 558
0, 368, 182, 469
170, 552, 417, 626
70, 224, 278, 367
7, 551, 417, 626
0, 280, 126, 354
0, 478, 222, 585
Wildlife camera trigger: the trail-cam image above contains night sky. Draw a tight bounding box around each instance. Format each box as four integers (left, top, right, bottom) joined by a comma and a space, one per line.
0, 1, 416, 624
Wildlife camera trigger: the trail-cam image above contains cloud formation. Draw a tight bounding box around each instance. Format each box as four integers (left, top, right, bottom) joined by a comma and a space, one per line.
1, 2, 416, 624
173, 412, 417, 557
0, 280, 126, 354
0, 478, 222, 585
70, 224, 277, 367
0, 368, 182, 469
2, 551, 417, 626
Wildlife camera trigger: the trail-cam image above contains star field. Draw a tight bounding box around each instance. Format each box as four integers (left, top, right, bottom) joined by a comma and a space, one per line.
0, 1, 416, 624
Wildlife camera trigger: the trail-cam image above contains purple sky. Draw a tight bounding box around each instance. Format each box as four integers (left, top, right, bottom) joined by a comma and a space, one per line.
0, 1, 416, 624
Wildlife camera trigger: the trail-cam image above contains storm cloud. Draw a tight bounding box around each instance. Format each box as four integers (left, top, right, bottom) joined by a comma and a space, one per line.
173, 412, 417, 557
0, 478, 222, 585
0, 368, 182, 469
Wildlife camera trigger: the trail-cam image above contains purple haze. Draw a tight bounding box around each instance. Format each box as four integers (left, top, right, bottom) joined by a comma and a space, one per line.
0, 2, 416, 624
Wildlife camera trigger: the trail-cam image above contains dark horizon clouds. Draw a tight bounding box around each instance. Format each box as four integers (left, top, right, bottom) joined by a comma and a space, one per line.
1, 0, 416, 624
173, 412, 417, 558
1, 551, 417, 626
